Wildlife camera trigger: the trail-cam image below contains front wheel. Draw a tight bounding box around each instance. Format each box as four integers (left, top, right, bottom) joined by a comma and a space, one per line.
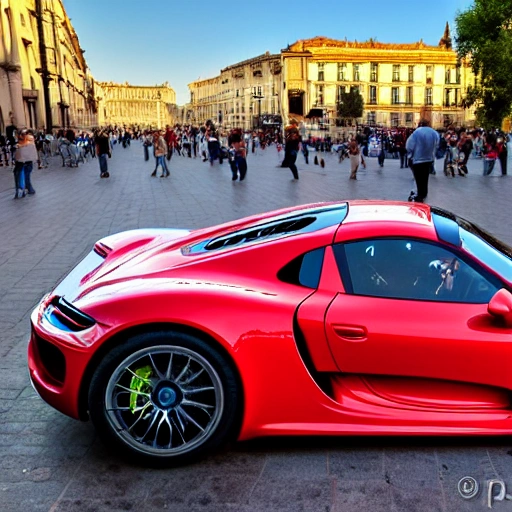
88, 331, 240, 466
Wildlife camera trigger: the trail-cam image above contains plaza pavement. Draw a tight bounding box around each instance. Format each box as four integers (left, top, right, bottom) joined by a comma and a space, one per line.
0, 142, 511, 512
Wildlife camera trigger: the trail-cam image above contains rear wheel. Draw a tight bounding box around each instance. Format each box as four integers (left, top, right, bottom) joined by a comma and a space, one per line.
88, 331, 239, 466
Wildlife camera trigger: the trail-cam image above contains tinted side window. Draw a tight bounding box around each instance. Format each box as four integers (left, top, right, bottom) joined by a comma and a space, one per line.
299, 247, 324, 288
278, 247, 325, 289
334, 239, 497, 303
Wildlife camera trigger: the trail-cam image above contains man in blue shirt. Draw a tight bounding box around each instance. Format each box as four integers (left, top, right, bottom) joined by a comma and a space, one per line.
405, 119, 439, 202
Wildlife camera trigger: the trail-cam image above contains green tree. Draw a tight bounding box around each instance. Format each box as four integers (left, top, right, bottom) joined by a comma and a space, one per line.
337, 89, 364, 126
456, 1, 512, 129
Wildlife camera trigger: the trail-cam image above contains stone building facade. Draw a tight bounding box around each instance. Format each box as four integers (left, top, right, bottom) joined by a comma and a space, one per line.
281, 26, 475, 131
188, 26, 476, 132
0, 0, 97, 133
188, 52, 282, 130
96, 82, 177, 129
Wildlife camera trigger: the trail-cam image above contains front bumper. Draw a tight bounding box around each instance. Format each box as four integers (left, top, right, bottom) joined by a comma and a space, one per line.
28, 304, 107, 420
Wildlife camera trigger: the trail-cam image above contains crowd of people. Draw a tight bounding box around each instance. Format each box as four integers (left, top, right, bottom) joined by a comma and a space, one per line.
1, 118, 509, 201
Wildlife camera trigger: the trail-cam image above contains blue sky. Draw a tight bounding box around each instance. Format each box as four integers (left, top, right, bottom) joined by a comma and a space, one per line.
63, 0, 474, 105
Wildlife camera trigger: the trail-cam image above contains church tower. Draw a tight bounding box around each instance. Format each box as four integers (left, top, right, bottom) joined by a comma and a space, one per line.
439, 22, 452, 50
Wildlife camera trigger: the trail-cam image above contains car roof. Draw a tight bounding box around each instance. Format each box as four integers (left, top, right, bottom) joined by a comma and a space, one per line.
343, 201, 432, 226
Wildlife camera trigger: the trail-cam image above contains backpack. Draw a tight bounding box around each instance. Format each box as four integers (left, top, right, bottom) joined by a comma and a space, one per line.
436, 137, 448, 159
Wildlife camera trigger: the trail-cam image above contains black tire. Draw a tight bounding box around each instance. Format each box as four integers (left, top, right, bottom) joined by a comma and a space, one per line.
88, 331, 240, 466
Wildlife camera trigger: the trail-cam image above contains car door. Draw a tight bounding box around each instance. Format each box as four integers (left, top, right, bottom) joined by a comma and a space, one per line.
324, 237, 512, 390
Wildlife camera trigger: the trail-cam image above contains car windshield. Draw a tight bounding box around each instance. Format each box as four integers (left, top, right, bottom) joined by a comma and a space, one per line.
458, 219, 512, 283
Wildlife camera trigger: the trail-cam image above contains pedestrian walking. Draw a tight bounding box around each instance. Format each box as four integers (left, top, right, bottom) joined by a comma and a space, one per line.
348, 140, 360, 180
142, 130, 152, 162
281, 120, 300, 180
482, 133, 498, 176
227, 129, 247, 181
95, 129, 111, 178
377, 137, 385, 167
302, 140, 309, 164
13, 129, 38, 198
0, 133, 9, 167
151, 131, 169, 177
497, 133, 508, 175
405, 119, 439, 202
456, 131, 472, 176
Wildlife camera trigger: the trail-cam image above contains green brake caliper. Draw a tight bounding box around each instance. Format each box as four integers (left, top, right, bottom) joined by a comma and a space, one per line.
129, 365, 152, 413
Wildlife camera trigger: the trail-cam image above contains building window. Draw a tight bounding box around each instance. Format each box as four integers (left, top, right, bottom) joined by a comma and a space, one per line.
425, 87, 433, 105
370, 63, 378, 82
338, 63, 347, 81
367, 111, 376, 125
391, 87, 400, 105
236, 89, 240, 97
445, 88, 451, 107
391, 112, 400, 127
405, 113, 413, 125
369, 85, 377, 104
393, 65, 400, 82
408, 65, 414, 82
426, 65, 433, 84
406, 86, 413, 105
353, 64, 360, 82
455, 66, 461, 84
445, 66, 453, 84
337, 85, 350, 102
317, 85, 324, 105
318, 63, 324, 81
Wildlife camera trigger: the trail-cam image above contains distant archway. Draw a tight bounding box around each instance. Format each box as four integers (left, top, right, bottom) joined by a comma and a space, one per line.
288, 90, 304, 116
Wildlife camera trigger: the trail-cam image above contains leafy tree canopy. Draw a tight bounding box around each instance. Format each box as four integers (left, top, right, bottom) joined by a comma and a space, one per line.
337, 89, 364, 123
456, 0, 512, 129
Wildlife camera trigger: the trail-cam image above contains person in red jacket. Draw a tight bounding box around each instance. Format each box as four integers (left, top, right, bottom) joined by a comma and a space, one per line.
164, 127, 176, 161
483, 133, 498, 176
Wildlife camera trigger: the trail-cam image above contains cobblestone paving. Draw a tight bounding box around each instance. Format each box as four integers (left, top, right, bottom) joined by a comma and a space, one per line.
0, 143, 511, 511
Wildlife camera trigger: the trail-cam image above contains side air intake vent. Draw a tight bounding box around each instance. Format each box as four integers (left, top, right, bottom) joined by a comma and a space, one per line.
183, 203, 348, 255
205, 217, 315, 251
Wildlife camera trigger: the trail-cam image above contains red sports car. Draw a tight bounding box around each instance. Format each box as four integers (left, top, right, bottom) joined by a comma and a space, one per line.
28, 201, 512, 465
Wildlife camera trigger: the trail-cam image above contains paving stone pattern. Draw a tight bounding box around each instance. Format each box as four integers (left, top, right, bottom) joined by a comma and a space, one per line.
0, 143, 511, 511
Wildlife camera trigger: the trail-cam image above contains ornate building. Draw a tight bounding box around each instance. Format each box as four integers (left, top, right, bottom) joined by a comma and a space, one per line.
96, 82, 177, 129
188, 52, 282, 130
0, 0, 97, 133
281, 25, 476, 131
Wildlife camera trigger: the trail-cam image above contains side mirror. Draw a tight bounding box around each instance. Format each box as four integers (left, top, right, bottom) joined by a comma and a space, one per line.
488, 288, 512, 327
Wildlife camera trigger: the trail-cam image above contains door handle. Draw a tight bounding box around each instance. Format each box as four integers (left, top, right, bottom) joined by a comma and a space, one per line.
332, 325, 367, 341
